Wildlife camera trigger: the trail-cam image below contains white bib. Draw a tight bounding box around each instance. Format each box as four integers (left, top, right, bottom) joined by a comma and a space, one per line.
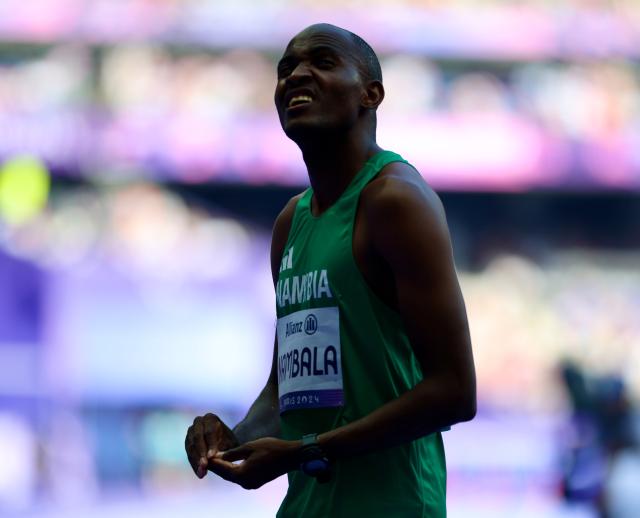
276, 307, 344, 413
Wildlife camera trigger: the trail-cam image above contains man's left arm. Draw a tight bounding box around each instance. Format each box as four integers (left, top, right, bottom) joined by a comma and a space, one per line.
316, 166, 476, 459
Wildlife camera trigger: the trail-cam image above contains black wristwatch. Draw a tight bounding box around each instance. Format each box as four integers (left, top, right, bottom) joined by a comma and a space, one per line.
299, 433, 332, 483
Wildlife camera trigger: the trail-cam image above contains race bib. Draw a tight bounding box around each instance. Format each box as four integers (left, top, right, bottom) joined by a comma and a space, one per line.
276, 307, 344, 413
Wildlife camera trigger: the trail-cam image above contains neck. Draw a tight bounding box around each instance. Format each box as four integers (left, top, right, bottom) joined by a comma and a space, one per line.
297, 130, 382, 215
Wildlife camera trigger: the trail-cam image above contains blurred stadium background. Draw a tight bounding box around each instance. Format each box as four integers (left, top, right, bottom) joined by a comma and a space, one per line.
1, 0, 639, 517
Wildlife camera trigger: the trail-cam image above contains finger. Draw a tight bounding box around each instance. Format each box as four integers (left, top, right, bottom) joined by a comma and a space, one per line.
185, 428, 201, 474
197, 457, 208, 479
203, 413, 220, 459
186, 443, 208, 479
218, 445, 251, 463
187, 445, 208, 479
188, 418, 209, 478
209, 457, 240, 482
185, 439, 200, 472
209, 458, 240, 475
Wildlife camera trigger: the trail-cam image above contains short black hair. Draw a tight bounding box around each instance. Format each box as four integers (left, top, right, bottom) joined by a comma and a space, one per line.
292, 24, 383, 84
348, 31, 383, 83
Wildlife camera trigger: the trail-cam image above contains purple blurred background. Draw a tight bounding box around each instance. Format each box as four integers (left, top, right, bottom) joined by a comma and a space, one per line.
1, 1, 640, 517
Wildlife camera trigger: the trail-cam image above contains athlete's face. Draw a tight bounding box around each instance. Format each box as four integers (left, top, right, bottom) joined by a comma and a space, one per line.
274, 26, 366, 140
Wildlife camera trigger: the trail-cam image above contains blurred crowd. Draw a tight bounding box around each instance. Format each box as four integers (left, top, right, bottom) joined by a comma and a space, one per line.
1, 43, 639, 187
462, 253, 640, 412
0, 44, 637, 138
0, 0, 640, 187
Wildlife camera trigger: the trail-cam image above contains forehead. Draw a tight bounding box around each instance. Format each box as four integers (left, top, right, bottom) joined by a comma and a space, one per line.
281, 26, 355, 59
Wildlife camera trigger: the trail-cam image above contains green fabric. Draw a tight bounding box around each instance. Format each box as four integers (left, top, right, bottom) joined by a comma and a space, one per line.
275, 151, 446, 518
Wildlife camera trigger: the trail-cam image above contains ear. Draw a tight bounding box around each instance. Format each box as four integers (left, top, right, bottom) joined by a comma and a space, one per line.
361, 80, 384, 110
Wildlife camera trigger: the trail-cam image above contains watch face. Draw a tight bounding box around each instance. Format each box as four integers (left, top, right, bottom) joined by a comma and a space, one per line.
302, 457, 331, 483
303, 458, 330, 476
300, 439, 331, 481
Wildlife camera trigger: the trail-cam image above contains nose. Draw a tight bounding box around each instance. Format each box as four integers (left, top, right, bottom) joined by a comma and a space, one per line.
275, 60, 313, 108
287, 61, 312, 84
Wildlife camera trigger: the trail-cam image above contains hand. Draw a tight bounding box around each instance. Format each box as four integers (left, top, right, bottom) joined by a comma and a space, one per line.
185, 413, 239, 479
210, 437, 302, 490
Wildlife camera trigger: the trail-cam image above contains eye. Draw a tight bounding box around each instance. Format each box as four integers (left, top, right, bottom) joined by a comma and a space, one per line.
277, 65, 292, 79
316, 58, 334, 69
277, 60, 295, 79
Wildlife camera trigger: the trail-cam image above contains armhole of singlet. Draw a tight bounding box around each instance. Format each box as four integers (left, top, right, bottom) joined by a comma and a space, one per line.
347, 156, 411, 319
281, 188, 311, 252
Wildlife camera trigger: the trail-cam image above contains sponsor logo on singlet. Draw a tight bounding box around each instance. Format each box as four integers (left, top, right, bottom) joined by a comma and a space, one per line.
284, 314, 318, 338
304, 314, 318, 334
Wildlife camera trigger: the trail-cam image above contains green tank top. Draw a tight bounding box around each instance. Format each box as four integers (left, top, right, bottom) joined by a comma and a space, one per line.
275, 150, 446, 518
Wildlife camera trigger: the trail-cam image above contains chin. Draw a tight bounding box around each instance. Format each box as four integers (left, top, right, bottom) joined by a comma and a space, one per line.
283, 119, 324, 142
283, 117, 342, 144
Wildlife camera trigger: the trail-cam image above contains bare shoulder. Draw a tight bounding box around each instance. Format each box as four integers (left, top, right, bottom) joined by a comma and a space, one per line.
360, 161, 447, 230
360, 160, 457, 283
273, 191, 305, 236
270, 191, 305, 282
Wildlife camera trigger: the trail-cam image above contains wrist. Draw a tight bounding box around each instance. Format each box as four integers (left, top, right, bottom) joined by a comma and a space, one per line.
285, 439, 304, 471
298, 433, 332, 482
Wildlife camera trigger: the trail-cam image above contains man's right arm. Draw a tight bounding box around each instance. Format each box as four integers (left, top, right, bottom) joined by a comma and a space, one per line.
184, 194, 301, 479
232, 335, 279, 444
232, 193, 301, 442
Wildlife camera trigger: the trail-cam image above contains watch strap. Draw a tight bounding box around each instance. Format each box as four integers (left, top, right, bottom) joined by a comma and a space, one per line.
301, 433, 319, 448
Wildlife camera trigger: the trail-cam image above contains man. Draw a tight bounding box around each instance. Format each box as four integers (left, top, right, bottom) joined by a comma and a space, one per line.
185, 23, 476, 517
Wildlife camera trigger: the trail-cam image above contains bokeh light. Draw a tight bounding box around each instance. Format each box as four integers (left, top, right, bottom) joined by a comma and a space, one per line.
0, 156, 50, 226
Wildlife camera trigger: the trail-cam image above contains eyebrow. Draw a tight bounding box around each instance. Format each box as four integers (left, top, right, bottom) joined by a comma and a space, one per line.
308, 45, 343, 57
278, 44, 344, 68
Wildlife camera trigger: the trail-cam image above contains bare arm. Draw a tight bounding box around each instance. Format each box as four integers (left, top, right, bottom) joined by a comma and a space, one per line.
317, 163, 476, 458
232, 337, 280, 443
232, 193, 302, 443
185, 194, 301, 478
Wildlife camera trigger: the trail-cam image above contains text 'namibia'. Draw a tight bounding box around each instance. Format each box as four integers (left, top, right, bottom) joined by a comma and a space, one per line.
276, 269, 333, 308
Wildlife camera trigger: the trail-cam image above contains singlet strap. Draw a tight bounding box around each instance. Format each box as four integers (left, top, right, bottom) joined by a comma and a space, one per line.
338, 150, 409, 210
289, 150, 409, 225
350, 150, 408, 193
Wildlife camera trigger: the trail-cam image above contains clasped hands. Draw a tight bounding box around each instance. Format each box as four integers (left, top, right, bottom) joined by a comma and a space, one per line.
185, 413, 302, 490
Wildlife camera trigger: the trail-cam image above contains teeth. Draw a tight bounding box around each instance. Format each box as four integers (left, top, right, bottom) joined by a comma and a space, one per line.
289, 95, 312, 107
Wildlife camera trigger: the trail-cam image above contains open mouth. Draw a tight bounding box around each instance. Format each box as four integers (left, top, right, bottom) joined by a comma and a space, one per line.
287, 95, 313, 109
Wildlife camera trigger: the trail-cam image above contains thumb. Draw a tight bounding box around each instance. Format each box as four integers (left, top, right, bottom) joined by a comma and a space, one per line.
217, 444, 252, 462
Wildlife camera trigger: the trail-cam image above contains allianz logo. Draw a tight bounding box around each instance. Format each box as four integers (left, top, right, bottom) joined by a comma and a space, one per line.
285, 314, 318, 338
